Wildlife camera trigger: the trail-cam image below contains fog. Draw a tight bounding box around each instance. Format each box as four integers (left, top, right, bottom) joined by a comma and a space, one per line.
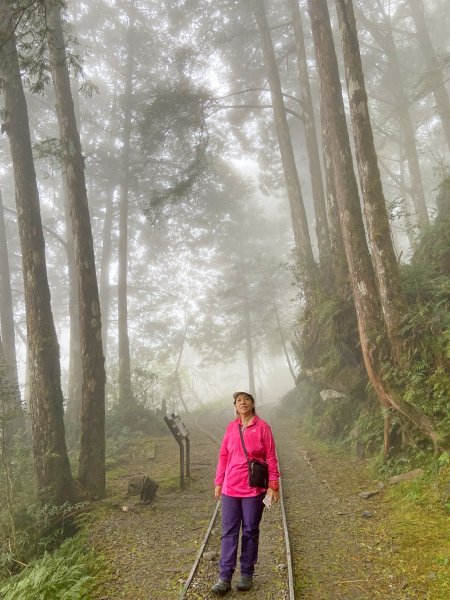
1, 0, 449, 520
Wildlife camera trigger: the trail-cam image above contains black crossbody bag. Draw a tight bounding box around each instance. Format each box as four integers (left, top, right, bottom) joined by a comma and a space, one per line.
238, 424, 269, 489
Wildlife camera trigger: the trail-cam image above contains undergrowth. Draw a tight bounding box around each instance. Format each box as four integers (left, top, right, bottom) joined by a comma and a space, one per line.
374, 462, 450, 599
0, 528, 109, 600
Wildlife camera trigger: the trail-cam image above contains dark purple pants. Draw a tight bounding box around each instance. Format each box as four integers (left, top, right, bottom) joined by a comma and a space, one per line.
219, 493, 265, 581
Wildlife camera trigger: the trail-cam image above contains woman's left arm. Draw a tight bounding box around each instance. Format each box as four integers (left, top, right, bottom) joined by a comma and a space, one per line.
263, 424, 280, 502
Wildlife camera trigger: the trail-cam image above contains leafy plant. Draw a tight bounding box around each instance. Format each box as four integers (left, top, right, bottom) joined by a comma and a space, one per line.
0, 534, 104, 599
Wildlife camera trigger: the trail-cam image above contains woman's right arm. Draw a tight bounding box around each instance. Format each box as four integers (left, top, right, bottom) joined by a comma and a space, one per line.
214, 429, 230, 497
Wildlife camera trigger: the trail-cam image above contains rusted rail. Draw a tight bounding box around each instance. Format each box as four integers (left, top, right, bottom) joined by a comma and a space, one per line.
178, 406, 295, 599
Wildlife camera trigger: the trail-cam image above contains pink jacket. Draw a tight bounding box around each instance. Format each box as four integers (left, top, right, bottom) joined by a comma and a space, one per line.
214, 415, 280, 497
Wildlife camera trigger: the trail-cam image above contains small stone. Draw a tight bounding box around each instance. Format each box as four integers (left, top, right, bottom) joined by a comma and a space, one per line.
358, 490, 380, 499
277, 563, 287, 572
389, 469, 424, 485
203, 551, 219, 561
361, 510, 374, 518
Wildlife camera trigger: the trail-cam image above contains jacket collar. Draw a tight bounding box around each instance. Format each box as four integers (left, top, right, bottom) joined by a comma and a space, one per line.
235, 414, 258, 428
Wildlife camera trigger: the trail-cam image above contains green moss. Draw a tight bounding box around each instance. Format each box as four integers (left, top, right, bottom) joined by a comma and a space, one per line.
375, 471, 450, 599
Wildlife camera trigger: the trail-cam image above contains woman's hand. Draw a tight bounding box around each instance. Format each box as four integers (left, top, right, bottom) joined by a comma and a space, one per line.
214, 485, 222, 499
267, 487, 280, 504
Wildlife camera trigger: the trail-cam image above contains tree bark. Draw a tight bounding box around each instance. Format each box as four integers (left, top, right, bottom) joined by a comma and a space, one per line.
288, 0, 331, 269
0, 186, 21, 417
118, 17, 135, 408
409, 0, 450, 153
62, 173, 82, 433
45, 0, 106, 498
307, 0, 440, 448
253, 0, 316, 288
174, 320, 189, 414
335, 0, 408, 364
322, 124, 351, 302
99, 186, 115, 357
243, 278, 256, 398
0, 1, 74, 504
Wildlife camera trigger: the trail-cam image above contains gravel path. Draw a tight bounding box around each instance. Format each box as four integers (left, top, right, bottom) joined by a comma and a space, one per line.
90, 407, 409, 599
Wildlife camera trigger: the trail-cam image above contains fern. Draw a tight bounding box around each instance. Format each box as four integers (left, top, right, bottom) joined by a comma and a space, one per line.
0, 536, 99, 599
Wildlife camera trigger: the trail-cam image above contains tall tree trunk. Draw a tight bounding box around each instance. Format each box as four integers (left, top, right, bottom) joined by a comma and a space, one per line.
99, 186, 115, 357
45, 1, 106, 498
239, 240, 256, 397
173, 320, 189, 414
0, 187, 21, 418
118, 18, 135, 408
62, 174, 82, 433
356, 5, 429, 227
322, 134, 351, 301
0, 1, 74, 504
288, 0, 331, 269
335, 0, 408, 364
243, 281, 256, 397
272, 295, 296, 383
253, 0, 316, 289
410, 0, 450, 152
307, 0, 440, 449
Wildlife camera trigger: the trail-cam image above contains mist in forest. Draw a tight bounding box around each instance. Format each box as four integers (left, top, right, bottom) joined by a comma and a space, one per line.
1, 0, 450, 590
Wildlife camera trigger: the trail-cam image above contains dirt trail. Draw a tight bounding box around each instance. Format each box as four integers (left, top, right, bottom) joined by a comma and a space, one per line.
272, 415, 392, 600
91, 409, 412, 599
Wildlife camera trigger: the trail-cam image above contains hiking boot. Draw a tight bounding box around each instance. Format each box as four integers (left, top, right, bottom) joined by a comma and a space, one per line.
211, 579, 231, 595
236, 575, 253, 591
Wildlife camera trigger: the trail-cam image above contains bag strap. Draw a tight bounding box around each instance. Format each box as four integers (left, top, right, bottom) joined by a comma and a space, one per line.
238, 424, 250, 463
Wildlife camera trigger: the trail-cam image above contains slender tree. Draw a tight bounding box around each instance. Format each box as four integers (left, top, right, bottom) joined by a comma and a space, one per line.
240, 242, 256, 397
118, 15, 135, 408
253, 0, 315, 289
0, 0, 74, 503
335, 0, 408, 364
62, 174, 82, 433
288, 0, 330, 269
99, 186, 115, 356
307, 0, 439, 451
45, 0, 106, 497
356, 3, 429, 227
0, 187, 21, 417
409, 0, 450, 152
321, 132, 350, 301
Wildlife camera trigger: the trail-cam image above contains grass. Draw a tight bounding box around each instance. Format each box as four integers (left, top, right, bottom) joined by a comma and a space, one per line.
374, 467, 450, 599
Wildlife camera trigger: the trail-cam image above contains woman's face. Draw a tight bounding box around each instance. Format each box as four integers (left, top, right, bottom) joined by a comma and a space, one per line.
234, 394, 254, 417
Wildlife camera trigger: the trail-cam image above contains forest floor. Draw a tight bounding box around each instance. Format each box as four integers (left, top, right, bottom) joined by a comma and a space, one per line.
89, 407, 450, 600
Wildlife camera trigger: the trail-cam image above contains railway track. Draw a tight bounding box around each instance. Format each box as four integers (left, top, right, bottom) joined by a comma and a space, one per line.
179, 405, 295, 599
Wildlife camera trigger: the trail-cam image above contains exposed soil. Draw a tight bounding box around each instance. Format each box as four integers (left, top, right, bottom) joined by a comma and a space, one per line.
89, 407, 440, 599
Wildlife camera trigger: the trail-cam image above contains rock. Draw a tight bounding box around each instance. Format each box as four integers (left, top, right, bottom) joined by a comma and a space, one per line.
277, 563, 287, 572
358, 490, 381, 499
203, 551, 219, 562
320, 388, 347, 402
389, 469, 424, 485
361, 511, 374, 518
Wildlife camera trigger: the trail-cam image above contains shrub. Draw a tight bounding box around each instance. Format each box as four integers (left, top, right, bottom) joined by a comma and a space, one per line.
0, 534, 103, 599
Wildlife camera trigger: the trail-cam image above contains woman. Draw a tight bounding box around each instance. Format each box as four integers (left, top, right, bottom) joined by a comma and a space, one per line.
211, 391, 280, 595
